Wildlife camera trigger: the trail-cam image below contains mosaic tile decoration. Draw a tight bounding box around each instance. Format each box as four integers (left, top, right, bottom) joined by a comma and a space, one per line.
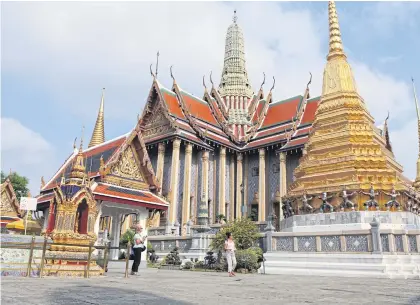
394, 235, 404, 252
247, 154, 259, 206
320, 235, 341, 252
408, 235, 418, 253
275, 237, 293, 252
297, 236, 316, 252
345, 235, 369, 252
177, 149, 185, 224
380, 234, 389, 252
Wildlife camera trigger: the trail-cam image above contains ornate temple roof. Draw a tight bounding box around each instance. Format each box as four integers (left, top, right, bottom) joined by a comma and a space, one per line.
1, 178, 22, 227
93, 183, 168, 210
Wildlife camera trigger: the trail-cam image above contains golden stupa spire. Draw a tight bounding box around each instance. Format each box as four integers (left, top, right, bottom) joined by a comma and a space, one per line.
322, 1, 357, 96
88, 88, 105, 148
327, 1, 345, 60
412, 78, 420, 190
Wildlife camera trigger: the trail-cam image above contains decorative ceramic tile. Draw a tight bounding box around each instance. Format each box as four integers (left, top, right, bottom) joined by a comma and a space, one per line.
408, 235, 417, 253
297, 236, 316, 252
178, 239, 192, 252
380, 234, 389, 252
177, 149, 185, 223
321, 235, 341, 252
247, 154, 259, 205
345, 235, 368, 252
275, 237, 293, 252
150, 241, 161, 251
394, 235, 404, 252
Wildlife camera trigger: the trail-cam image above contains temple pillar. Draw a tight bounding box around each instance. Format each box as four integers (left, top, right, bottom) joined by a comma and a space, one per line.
279, 152, 287, 220
259, 148, 266, 222
182, 143, 193, 235
201, 151, 209, 216
236, 153, 243, 219
94, 201, 102, 237
244, 154, 249, 218
156, 143, 166, 195
110, 212, 122, 260
219, 147, 226, 218
169, 139, 181, 226
229, 154, 235, 221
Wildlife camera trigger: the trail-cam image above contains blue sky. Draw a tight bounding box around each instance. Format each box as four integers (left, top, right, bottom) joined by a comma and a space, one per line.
1, 1, 420, 194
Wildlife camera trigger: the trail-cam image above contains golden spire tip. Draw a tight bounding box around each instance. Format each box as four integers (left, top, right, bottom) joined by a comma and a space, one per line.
327, 0, 345, 60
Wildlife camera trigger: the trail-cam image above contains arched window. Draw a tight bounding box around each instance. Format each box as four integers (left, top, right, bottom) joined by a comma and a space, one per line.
75, 199, 89, 234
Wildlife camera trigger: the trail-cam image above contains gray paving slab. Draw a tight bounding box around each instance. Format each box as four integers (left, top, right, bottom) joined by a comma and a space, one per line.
1, 269, 420, 305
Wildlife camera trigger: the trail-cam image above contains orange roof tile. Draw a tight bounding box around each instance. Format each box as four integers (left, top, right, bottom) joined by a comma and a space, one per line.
93, 183, 168, 209
262, 96, 302, 128
300, 98, 320, 126
180, 92, 219, 126
161, 89, 186, 119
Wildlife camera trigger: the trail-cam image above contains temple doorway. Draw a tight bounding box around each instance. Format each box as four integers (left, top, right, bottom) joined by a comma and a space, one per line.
75, 200, 89, 234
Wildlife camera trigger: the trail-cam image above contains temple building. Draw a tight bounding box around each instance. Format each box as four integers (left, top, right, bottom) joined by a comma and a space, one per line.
1, 177, 22, 230
37, 4, 417, 240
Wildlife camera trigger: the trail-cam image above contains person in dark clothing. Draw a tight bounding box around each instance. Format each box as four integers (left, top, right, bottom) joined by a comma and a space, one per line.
131, 224, 146, 275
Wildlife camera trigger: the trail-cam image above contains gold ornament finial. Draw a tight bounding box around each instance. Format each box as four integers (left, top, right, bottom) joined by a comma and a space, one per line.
41, 176, 46, 188
327, 1, 346, 60
412, 77, 420, 120
80, 125, 85, 151
88, 88, 105, 148
412, 77, 420, 190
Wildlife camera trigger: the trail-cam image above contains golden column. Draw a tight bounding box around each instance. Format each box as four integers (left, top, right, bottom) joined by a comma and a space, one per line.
258, 148, 266, 222
229, 154, 235, 221
244, 154, 249, 218
279, 152, 287, 220
201, 151, 210, 220
219, 147, 227, 217
156, 143, 166, 195
169, 139, 181, 225
182, 143, 193, 233
236, 153, 243, 219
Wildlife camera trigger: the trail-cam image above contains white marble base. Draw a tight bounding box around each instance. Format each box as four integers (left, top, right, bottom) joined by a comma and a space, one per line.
280, 211, 420, 233
262, 252, 420, 279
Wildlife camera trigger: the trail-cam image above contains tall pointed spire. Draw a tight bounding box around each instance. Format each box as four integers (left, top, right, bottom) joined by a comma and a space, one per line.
412, 78, 420, 190
327, 1, 345, 60
218, 10, 253, 99
322, 1, 357, 96
88, 88, 105, 148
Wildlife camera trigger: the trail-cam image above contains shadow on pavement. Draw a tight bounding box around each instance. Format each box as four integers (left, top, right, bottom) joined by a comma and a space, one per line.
49, 284, 194, 305
406, 295, 420, 305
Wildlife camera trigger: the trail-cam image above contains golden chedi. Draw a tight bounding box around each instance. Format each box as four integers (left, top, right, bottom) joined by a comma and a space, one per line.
287, 1, 411, 210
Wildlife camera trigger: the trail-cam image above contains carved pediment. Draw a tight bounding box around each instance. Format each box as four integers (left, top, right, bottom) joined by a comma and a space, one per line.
110, 146, 144, 182
142, 107, 175, 139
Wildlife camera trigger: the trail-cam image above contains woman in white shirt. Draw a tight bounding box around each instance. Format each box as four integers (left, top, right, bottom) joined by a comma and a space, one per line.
131, 224, 147, 275
224, 232, 236, 277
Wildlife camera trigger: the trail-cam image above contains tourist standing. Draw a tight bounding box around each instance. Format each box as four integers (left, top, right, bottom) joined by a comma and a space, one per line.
224, 232, 236, 277
131, 224, 147, 275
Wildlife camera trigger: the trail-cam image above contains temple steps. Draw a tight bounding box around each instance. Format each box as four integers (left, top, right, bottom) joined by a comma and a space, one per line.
262, 252, 420, 279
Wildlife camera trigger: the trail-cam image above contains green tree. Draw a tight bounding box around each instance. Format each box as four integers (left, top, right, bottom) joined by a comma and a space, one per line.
1, 171, 29, 201
210, 218, 260, 251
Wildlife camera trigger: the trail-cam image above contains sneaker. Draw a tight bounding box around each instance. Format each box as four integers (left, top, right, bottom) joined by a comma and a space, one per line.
130, 271, 136, 275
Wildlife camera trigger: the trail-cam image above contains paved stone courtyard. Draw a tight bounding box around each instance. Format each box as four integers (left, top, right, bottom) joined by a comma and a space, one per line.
1, 269, 420, 305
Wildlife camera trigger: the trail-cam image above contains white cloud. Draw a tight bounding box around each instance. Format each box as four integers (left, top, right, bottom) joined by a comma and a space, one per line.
1, 1, 418, 183
1, 118, 58, 194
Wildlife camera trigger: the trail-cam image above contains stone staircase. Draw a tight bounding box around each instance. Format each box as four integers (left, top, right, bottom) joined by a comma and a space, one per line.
262, 252, 420, 279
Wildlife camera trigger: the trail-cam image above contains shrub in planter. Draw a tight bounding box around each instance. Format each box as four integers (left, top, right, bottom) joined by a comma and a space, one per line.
235, 248, 259, 271
249, 246, 264, 264
194, 261, 205, 269
204, 251, 217, 269
164, 247, 181, 265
